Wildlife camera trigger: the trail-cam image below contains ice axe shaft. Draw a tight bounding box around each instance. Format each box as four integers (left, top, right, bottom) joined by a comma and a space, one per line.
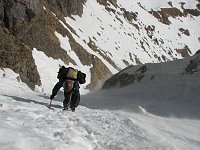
48, 99, 52, 107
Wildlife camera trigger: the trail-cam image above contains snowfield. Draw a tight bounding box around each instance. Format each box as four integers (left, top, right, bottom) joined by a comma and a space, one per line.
81, 53, 200, 120
0, 67, 200, 150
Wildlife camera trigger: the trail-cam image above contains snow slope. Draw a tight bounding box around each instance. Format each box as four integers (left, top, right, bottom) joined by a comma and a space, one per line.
81, 53, 200, 119
1, 60, 200, 150
64, 0, 200, 69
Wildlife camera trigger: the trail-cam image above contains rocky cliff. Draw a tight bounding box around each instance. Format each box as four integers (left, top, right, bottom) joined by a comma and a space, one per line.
0, 0, 114, 90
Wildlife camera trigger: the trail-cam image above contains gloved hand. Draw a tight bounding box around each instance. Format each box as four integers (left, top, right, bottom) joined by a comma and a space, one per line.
50, 94, 55, 100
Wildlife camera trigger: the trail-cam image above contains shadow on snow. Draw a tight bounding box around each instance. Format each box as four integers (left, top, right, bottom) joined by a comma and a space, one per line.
3, 95, 63, 109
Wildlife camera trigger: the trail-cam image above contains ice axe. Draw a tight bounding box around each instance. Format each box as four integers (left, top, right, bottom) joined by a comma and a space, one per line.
48, 99, 53, 108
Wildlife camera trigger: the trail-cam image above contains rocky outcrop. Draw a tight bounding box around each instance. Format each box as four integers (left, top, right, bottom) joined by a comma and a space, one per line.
195, 50, 200, 55
145, 25, 155, 39
108, 0, 117, 8
88, 58, 112, 90
102, 71, 135, 89
0, 0, 3, 24
197, 3, 200, 10
2, 0, 86, 34
149, 6, 200, 25
97, 0, 107, 6
179, 28, 190, 36
44, 0, 86, 17
2, 0, 43, 32
102, 65, 147, 89
123, 10, 138, 22
65, 0, 86, 16
176, 49, 190, 57
0, 27, 41, 89
149, 7, 184, 25
0, 0, 44, 89
185, 54, 200, 74
183, 9, 200, 16
96, 0, 117, 8
18, 8, 75, 65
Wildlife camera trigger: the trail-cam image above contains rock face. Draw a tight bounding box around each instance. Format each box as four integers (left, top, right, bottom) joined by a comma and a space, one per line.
0, 27, 41, 89
44, 0, 86, 17
108, 0, 117, 7
102, 65, 147, 89
0, 0, 86, 89
2, 0, 43, 30
0, 0, 110, 90
97, 0, 118, 7
0, 0, 43, 89
97, 0, 107, 6
149, 7, 200, 25
176, 46, 191, 57
185, 54, 200, 74
0, 0, 3, 24
1, 0, 86, 36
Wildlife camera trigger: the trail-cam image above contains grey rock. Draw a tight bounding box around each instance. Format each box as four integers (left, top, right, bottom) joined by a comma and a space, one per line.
2, 0, 43, 29
124, 11, 138, 22
0, 0, 3, 24
22, 0, 43, 16
46, 0, 85, 17
108, 0, 117, 8
67, 0, 85, 17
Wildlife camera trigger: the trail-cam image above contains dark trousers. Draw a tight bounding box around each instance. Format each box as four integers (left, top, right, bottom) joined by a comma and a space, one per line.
63, 90, 80, 108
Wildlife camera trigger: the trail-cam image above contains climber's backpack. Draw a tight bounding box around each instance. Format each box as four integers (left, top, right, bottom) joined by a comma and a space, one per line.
57, 66, 68, 80
57, 66, 77, 80
77, 71, 86, 84
57, 66, 86, 84
66, 67, 78, 80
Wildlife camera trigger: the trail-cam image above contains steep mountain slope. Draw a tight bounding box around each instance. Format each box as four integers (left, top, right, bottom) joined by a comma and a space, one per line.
81, 53, 200, 119
0, 0, 200, 91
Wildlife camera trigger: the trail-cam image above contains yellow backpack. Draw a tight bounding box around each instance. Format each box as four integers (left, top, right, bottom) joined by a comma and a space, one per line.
66, 67, 78, 80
